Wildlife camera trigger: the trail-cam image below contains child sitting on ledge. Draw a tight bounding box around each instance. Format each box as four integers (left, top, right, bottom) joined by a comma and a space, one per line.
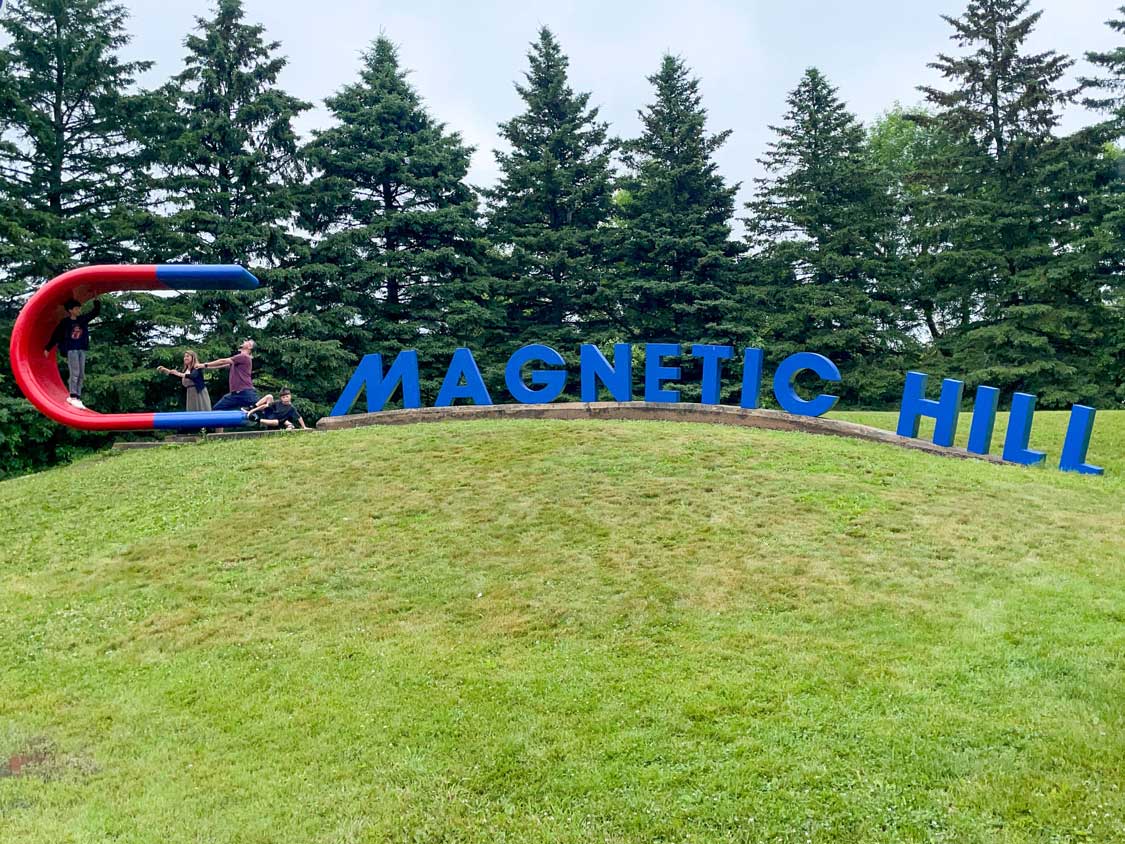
245, 388, 307, 430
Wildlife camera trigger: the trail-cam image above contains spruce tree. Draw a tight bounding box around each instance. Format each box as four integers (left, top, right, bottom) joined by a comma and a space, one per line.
149, 0, 310, 344
486, 27, 616, 354
914, 0, 1073, 360
913, 0, 1114, 405
747, 69, 909, 404
0, 0, 155, 472
615, 55, 741, 349
1082, 7, 1125, 402
921, 1, 1075, 154
1082, 6, 1125, 123
298, 37, 492, 401
0, 0, 150, 279
866, 108, 956, 344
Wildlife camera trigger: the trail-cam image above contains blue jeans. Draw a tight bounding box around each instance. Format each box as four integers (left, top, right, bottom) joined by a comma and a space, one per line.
212, 389, 258, 412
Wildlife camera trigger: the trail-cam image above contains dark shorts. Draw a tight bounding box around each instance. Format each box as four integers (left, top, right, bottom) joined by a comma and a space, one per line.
212, 389, 259, 412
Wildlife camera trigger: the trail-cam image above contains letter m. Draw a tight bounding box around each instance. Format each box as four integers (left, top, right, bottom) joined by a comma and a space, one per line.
330, 350, 422, 416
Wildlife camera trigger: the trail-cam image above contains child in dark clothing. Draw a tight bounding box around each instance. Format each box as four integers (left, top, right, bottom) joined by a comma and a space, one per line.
44, 297, 101, 409
246, 388, 308, 430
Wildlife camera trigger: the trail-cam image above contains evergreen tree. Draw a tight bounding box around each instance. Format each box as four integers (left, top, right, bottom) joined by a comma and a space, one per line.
921, 1, 1075, 154
486, 27, 616, 354
297, 37, 492, 402
615, 55, 742, 349
148, 0, 311, 344
1082, 6, 1125, 124
1082, 7, 1125, 401
0, 0, 151, 282
912, 0, 1115, 405
747, 69, 909, 404
913, 0, 1073, 360
0, 0, 155, 474
866, 108, 957, 344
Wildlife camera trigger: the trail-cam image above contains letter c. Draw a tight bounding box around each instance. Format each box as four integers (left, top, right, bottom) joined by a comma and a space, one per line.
772, 352, 841, 417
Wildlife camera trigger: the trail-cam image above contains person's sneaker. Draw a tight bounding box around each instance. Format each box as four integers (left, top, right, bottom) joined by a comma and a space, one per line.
66, 397, 80, 407
72, 399, 86, 409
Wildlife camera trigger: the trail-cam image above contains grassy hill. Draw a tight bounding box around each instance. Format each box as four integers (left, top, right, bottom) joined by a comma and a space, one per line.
1, 411, 1123, 843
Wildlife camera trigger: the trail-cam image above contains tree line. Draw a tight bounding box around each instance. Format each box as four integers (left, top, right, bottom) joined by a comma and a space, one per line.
1, 0, 1122, 476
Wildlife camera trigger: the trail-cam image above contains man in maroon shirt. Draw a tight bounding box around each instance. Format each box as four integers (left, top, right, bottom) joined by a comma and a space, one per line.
203, 339, 259, 412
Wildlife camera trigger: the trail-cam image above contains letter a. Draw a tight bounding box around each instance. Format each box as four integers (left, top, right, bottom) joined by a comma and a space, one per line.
435, 348, 492, 407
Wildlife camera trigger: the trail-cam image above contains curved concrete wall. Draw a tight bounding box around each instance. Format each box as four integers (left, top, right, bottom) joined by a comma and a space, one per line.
317, 401, 1008, 465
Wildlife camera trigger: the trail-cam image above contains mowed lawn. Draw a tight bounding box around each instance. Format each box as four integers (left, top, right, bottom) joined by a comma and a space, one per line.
0, 411, 1123, 843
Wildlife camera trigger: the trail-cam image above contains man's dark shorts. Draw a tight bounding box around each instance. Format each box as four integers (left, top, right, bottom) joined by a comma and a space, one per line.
213, 389, 259, 412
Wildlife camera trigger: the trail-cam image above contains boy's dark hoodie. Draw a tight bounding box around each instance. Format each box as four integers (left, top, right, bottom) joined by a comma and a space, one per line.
46, 300, 101, 353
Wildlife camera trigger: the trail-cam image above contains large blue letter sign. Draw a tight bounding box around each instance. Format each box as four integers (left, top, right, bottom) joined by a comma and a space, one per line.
772, 352, 841, 417
896, 371, 964, 447
1002, 393, 1046, 466
1058, 405, 1103, 475
644, 343, 681, 403
324, 340, 1103, 477
505, 344, 567, 404
580, 344, 632, 402
691, 345, 734, 405
331, 350, 422, 415
436, 348, 492, 407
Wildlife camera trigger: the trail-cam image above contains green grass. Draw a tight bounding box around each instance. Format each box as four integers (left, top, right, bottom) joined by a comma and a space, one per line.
0, 411, 1123, 843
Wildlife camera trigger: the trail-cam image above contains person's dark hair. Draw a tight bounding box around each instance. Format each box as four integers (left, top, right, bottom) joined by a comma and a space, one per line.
63, 298, 80, 311
279, 388, 292, 397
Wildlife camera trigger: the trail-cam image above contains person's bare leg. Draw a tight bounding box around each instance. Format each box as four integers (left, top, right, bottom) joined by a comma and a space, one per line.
251, 394, 274, 413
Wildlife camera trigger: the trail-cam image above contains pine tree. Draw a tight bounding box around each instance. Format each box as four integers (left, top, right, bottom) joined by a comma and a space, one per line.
913, 0, 1114, 404
914, 0, 1074, 359
1082, 7, 1125, 402
0, 0, 151, 281
1082, 6, 1125, 123
0, 0, 155, 473
866, 108, 955, 345
615, 55, 742, 348
149, 0, 310, 344
747, 69, 909, 404
297, 37, 492, 401
921, 1, 1075, 155
486, 27, 616, 354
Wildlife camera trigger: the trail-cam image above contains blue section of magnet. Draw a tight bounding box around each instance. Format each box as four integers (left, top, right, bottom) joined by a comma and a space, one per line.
155, 265, 259, 290
153, 411, 252, 430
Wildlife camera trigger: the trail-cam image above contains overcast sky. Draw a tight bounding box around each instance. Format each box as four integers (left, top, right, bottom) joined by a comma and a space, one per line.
114, 0, 1121, 208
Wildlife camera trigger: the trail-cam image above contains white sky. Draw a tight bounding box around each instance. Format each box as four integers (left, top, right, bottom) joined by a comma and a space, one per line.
113, 0, 1122, 209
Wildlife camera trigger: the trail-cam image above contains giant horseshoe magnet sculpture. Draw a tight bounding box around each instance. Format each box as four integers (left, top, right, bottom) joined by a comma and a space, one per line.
9, 264, 259, 432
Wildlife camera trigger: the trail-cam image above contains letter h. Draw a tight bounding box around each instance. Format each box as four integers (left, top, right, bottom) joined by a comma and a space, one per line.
896, 371, 964, 448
